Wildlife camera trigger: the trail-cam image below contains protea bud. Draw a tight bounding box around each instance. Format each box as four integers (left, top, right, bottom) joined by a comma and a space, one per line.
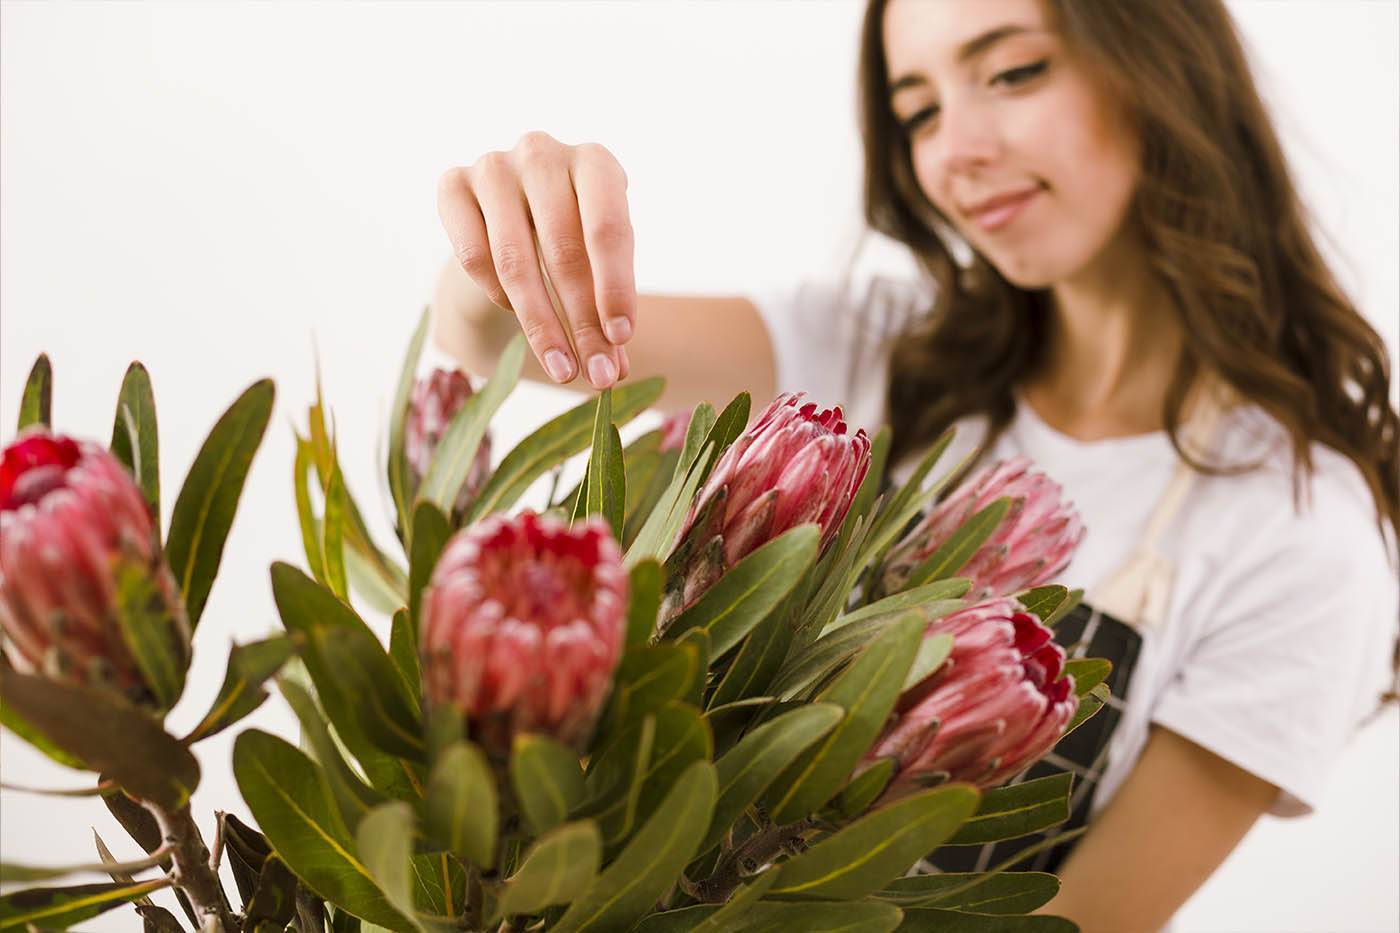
404, 367, 492, 524
879, 456, 1084, 600
862, 597, 1077, 802
0, 429, 189, 709
657, 409, 692, 454
660, 393, 871, 624
419, 510, 627, 757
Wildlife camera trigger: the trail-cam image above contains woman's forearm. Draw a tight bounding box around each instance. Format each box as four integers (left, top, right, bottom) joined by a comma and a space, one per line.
429, 255, 524, 380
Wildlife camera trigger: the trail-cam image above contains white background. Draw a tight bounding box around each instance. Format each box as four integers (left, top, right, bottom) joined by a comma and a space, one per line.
2, 2, 1396, 930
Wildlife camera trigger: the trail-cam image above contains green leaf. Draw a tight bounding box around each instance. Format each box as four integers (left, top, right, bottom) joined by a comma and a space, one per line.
766, 611, 926, 825
824, 579, 971, 636
905, 498, 1012, 590
579, 387, 611, 523
736, 900, 904, 932
1064, 658, 1111, 696
419, 334, 524, 513
769, 784, 980, 900
294, 432, 328, 585
621, 434, 677, 548
388, 306, 431, 539
112, 561, 188, 711
425, 742, 497, 869
277, 676, 388, 833
16, 353, 52, 431
241, 855, 300, 930
510, 735, 587, 836
862, 426, 957, 558
356, 801, 424, 931
233, 730, 414, 930
388, 608, 421, 703
1061, 683, 1110, 739
1, 846, 165, 884
706, 604, 791, 712
346, 545, 409, 616
896, 909, 1076, 932
625, 558, 663, 649
271, 562, 424, 763
673, 401, 716, 484
0, 668, 198, 809
408, 501, 452, 639
554, 761, 717, 932
0, 879, 170, 929
322, 457, 349, 601
602, 643, 703, 739
901, 632, 954, 692
109, 362, 160, 539
183, 635, 296, 743
579, 714, 655, 845
603, 425, 625, 541
665, 524, 819, 659
944, 773, 1073, 846
624, 439, 713, 568
468, 376, 664, 521
0, 703, 86, 770
498, 821, 601, 917
685, 393, 750, 487
699, 704, 843, 854
1016, 585, 1069, 623
833, 757, 896, 819
877, 871, 1060, 913
594, 703, 710, 843
164, 378, 275, 630
1044, 588, 1083, 629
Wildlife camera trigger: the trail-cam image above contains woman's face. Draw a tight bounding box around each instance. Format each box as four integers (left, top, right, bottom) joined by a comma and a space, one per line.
883, 0, 1142, 290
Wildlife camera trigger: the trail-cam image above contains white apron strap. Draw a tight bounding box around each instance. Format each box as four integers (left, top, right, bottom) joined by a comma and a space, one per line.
1086, 379, 1234, 630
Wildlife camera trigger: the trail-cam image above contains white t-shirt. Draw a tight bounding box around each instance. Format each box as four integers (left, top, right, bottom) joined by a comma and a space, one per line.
748, 273, 1400, 824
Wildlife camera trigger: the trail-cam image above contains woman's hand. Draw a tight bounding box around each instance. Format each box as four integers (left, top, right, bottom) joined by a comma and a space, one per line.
436, 132, 634, 389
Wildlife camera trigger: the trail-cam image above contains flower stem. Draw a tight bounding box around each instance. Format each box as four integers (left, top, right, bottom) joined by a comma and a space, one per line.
695, 818, 812, 904
142, 802, 238, 932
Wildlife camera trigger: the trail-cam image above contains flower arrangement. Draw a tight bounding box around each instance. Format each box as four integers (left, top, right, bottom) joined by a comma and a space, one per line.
0, 310, 1108, 932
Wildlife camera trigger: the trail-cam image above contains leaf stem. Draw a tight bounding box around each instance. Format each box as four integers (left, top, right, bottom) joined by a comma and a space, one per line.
142, 801, 238, 932
695, 816, 812, 904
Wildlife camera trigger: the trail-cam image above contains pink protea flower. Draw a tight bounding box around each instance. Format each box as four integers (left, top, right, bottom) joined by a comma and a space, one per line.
404, 367, 492, 523
657, 409, 692, 454
419, 510, 628, 756
879, 456, 1084, 600
0, 429, 189, 709
660, 392, 871, 624
861, 597, 1078, 802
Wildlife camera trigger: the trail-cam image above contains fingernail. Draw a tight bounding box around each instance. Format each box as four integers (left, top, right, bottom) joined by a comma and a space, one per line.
544, 349, 574, 383
604, 317, 632, 343
587, 353, 617, 388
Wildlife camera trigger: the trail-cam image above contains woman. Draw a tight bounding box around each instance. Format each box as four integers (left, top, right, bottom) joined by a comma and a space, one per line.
430, 0, 1399, 928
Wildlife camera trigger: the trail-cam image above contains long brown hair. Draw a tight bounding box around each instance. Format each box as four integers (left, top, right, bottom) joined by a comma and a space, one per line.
856, 0, 1400, 708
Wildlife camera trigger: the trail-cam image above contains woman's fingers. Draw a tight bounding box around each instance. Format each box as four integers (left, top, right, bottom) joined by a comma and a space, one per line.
571, 143, 637, 347
468, 151, 578, 384
518, 142, 621, 389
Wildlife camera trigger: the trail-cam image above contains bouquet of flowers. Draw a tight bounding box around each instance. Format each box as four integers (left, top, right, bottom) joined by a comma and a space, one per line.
0, 309, 1107, 932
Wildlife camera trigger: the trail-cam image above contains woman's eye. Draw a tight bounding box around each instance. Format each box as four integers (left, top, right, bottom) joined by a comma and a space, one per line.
900, 60, 1049, 136
993, 60, 1048, 87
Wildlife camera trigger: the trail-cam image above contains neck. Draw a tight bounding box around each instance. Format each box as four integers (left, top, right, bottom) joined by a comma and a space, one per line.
1023, 240, 1187, 439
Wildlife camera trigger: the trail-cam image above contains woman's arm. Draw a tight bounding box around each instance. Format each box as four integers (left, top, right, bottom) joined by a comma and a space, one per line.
1034, 724, 1278, 932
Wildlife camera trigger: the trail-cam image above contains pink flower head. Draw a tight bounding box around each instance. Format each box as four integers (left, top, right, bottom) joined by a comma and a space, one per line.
420, 510, 628, 756
404, 367, 492, 522
881, 456, 1084, 600
862, 597, 1078, 801
662, 393, 871, 622
0, 429, 189, 708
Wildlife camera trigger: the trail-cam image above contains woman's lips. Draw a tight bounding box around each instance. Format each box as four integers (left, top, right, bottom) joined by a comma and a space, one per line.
970, 188, 1042, 232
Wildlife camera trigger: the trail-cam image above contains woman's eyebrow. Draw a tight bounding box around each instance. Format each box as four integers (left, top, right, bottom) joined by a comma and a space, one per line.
888, 23, 1043, 96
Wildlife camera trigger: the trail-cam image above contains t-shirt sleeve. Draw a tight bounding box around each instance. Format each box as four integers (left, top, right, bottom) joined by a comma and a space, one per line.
745, 274, 935, 433
1149, 461, 1399, 818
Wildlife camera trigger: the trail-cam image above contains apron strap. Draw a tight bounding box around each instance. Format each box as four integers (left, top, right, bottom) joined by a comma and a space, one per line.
1086, 378, 1234, 630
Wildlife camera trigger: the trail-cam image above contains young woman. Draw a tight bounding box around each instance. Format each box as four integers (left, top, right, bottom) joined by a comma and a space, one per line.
429, 0, 1399, 928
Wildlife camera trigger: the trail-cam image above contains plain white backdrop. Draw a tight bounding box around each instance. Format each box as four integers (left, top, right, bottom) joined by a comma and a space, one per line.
1, 2, 1396, 930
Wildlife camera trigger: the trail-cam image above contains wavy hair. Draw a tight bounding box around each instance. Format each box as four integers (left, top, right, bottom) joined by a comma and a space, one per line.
856, 0, 1400, 710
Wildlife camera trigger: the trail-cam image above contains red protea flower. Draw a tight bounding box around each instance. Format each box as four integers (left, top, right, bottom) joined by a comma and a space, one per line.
660, 393, 871, 623
861, 597, 1078, 802
404, 367, 492, 523
657, 409, 692, 454
419, 510, 628, 756
0, 429, 189, 709
879, 456, 1084, 600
